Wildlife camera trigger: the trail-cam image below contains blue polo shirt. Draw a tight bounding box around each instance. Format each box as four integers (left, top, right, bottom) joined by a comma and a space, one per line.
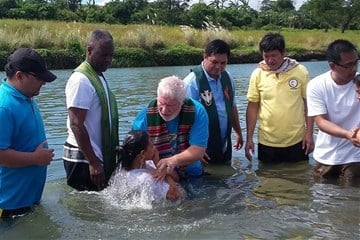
132, 99, 209, 177
0, 79, 47, 210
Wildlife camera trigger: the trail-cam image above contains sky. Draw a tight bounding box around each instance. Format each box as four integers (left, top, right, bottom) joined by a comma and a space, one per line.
95, 0, 307, 10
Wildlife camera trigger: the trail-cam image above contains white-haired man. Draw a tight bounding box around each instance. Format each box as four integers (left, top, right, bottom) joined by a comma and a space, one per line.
132, 75, 209, 180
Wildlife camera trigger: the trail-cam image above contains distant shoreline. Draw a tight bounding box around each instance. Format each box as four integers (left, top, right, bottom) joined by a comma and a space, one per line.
0, 48, 327, 71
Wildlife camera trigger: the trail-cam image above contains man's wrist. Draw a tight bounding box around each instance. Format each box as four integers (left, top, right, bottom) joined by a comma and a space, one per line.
173, 155, 180, 166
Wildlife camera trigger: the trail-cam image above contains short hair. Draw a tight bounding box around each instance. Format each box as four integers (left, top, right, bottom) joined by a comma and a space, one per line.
87, 29, 113, 47
116, 130, 149, 171
326, 39, 357, 63
259, 32, 285, 53
204, 39, 230, 58
157, 75, 186, 103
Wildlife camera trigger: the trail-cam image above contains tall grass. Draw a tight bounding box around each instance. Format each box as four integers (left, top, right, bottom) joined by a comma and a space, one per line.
119, 26, 164, 49
1, 19, 359, 52
0, 19, 359, 68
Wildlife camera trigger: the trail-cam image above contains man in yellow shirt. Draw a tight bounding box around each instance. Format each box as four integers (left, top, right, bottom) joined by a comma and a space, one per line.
245, 32, 314, 163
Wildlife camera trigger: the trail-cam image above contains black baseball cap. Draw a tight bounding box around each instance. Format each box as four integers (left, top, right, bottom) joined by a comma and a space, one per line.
7, 48, 57, 82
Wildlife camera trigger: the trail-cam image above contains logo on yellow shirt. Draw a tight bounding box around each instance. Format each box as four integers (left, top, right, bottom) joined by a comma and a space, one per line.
288, 79, 299, 89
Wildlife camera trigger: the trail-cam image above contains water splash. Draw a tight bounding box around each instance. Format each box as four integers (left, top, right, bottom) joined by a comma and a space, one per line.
101, 169, 184, 210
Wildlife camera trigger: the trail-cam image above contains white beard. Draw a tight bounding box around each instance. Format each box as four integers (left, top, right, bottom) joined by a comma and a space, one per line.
159, 107, 181, 121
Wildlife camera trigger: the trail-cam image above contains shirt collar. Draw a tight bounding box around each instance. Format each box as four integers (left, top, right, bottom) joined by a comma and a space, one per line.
201, 61, 221, 82
2, 78, 29, 101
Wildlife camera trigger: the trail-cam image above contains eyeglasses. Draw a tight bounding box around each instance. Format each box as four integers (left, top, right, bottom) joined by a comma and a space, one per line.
334, 59, 359, 69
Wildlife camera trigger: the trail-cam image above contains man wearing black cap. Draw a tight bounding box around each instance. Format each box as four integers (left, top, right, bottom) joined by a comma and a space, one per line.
0, 47, 56, 220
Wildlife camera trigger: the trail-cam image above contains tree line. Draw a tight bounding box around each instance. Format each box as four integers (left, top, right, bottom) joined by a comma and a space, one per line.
0, 0, 359, 33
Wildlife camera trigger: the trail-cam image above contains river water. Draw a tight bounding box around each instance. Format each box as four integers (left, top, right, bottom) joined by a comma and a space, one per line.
1, 62, 359, 239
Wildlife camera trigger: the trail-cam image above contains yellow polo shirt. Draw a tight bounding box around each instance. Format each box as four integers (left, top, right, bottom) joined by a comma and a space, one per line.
247, 64, 309, 147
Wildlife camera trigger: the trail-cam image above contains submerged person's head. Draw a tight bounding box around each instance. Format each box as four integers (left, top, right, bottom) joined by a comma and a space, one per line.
116, 130, 155, 171
157, 75, 186, 121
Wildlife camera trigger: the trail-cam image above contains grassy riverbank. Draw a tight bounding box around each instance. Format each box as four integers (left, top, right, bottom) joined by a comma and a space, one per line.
0, 19, 359, 69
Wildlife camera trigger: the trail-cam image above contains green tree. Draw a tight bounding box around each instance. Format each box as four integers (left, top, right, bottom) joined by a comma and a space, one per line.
219, 5, 256, 28
0, 0, 20, 18
338, 0, 360, 32
260, 0, 273, 11
83, 5, 107, 23
186, 3, 216, 28
273, 0, 294, 11
149, 0, 189, 25
301, 0, 342, 32
8, 1, 56, 20
102, 0, 149, 24
209, 0, 228, 9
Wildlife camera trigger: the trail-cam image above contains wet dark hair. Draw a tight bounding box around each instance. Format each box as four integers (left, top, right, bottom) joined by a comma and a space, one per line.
204, 39, 230, 58
326, 39, 357, 63
259, 32, 285, 53
116, 130, 149, 171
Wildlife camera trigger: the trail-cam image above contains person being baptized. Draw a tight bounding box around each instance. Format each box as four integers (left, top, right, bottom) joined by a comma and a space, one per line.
113, 130, 183, 201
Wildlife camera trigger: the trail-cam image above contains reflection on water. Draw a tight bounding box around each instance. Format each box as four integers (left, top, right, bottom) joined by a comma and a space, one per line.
0, 62, 359, 239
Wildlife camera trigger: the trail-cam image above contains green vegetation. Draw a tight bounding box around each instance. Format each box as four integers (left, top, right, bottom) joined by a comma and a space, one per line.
0, 0, 359, 68
0, 19, 359, 69
1, 0, 359, 32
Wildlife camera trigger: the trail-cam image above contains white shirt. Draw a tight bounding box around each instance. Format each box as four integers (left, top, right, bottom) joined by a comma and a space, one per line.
307, 71, 360, 165
65, 71, 111, 162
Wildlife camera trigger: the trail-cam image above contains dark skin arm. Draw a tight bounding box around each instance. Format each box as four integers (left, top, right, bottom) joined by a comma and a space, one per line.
68, 107, 105, 190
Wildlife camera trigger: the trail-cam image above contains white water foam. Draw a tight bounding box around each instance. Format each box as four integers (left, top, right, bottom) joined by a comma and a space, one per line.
101, 168, 184, 210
